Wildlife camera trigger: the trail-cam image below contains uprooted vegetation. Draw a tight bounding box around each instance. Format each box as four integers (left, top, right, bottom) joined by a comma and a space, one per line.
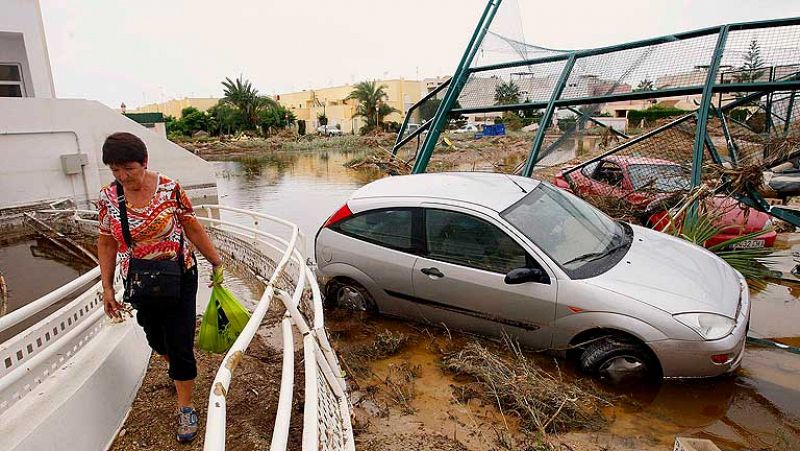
333, 320, 613, 450
440, 340, 610, 436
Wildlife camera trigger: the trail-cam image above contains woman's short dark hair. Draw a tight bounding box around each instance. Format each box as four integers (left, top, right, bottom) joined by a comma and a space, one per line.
102, 132, 148, 165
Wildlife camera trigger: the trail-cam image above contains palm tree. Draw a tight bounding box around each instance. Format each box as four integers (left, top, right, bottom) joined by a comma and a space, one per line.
634, 78, 655, 92
494, 80, 521, 106
221, 76, 276, 130
346, 80, 398, 133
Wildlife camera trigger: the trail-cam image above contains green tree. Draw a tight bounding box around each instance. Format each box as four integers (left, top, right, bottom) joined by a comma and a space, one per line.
207, 102, 244, 135
221, 76, 277, 130
494, 80, 520, 106
317, 112, 328, 126
164, 115, 186, 136
258, 105, 296, 135
180, 106, 210, 135
418, 98, 463, 123
634, 78, 654, 92
346, 80, 399, 134
735, 39, 766, 83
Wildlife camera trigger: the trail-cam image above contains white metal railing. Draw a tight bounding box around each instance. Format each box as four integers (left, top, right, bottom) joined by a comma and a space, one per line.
0, 207, 353, 450
0, 267, 100, 334
0, 210, 123, 413
196, 205, 353, 451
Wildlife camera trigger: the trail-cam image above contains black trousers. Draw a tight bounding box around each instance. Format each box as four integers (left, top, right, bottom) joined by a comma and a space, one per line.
135, 266, 199, 381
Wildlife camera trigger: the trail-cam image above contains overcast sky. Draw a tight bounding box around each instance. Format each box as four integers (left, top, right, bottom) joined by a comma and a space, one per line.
40, 0, 800, 109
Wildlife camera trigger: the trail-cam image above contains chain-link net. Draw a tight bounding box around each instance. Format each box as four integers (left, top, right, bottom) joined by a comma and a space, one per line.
458, 59, 569, 109
395, 0, 800, 226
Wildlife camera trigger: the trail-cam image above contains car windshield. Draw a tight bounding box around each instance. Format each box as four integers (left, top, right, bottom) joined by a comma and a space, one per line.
627, 164, 690, 193
501, 183, 625, 276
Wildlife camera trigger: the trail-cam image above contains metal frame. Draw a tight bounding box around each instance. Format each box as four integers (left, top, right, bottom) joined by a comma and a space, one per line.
392, 78, 451, 155
402, 2, 800, 224
412, 0, 503, 173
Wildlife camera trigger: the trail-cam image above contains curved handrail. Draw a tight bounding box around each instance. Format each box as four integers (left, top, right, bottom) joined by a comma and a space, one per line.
3, 207, 352, 451
202, 213, 299, 450
196, 205, 352, 451
0, 267, 100, 333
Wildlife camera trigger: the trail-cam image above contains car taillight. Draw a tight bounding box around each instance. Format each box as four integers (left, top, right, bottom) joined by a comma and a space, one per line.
323, 204, 353, 228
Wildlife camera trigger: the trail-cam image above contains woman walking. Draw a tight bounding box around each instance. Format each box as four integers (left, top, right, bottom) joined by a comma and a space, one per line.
97, 132, 223, 443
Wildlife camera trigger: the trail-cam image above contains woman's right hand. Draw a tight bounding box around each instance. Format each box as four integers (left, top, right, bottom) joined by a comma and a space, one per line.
103, 287, 122, 319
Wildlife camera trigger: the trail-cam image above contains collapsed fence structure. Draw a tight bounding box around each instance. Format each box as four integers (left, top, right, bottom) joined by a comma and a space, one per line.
394, 0, 800, 226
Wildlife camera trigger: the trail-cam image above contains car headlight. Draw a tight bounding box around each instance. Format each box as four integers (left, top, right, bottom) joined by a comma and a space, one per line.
762, 218, 774, 231
674, 312, 735, 340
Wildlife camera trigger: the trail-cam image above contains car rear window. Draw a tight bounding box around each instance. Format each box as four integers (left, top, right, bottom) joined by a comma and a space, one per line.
336, 209, 414, 251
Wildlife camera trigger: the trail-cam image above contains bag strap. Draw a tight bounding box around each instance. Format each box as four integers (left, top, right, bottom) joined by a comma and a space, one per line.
173, 184, 186, 276
115, 181, 133, 249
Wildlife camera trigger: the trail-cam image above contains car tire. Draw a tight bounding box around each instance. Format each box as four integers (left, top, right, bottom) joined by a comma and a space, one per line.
578, 337, 659, 383
325, 279, 377, 313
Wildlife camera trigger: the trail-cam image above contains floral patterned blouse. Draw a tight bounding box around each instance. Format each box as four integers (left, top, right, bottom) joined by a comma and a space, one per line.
97, 174, 196, 278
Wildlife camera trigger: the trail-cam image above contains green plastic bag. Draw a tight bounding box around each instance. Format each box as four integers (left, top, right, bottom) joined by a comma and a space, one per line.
198, 268, 252, 354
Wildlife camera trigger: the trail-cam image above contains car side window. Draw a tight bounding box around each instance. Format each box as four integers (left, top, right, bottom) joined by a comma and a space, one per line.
425, 209, 528, 274
581, 161, 600, 178
593, 161, 624, 186
336, 209, 414, 251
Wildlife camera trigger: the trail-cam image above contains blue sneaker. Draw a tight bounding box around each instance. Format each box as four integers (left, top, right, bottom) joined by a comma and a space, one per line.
176, 406, 199, 443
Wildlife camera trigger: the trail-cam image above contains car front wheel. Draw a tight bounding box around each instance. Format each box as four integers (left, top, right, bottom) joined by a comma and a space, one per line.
325, 279, 377, 313
578, 337, 659, 383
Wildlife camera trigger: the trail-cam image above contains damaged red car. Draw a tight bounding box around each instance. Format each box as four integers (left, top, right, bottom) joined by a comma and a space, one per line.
554, 155, 776, 249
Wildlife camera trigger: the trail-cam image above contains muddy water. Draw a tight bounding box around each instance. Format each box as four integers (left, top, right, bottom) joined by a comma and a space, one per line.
0, 235, 93, 313
209, 149, 800, 450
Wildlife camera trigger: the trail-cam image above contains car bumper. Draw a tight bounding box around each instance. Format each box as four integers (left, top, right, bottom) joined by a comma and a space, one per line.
648, 285, 750, 378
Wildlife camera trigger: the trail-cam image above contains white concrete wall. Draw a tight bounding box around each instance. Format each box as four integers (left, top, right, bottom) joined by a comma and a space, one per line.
0, 98, 216, 209
0, 0, 55, 98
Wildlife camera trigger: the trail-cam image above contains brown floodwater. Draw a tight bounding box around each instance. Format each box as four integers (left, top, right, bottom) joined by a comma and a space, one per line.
3, 147, 799, 450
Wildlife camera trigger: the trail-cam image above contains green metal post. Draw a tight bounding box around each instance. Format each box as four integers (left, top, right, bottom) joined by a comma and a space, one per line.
690, 26, 729, 188
715, 107, 739, 164
522, 54, 577, 177
784, 91, 796, 137
412, 0, 502, 174
392, 78, 451, 155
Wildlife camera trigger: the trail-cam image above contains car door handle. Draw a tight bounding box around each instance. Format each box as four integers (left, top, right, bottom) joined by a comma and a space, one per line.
420, 267, 444, 278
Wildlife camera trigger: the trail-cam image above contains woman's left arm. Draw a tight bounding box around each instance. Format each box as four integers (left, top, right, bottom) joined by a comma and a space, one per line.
182, 216, 223, 267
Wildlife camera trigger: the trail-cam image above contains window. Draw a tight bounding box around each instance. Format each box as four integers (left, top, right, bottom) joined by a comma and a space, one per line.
336, 209, 414, 251
502, 184, 623, 279
425, 209, 527, 274
580, 161, 600, 178
0, 64, 23, 97
592, 161, 624, 186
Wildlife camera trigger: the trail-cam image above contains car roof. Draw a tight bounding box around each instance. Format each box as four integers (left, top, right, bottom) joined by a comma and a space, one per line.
605, 155, 679, 167
350, 172, 540, 212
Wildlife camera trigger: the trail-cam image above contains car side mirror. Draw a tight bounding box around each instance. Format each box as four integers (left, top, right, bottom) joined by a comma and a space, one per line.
504, 267, 547, 285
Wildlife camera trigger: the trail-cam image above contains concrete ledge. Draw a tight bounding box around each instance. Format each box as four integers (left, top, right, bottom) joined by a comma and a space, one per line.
0, 317, 150, 451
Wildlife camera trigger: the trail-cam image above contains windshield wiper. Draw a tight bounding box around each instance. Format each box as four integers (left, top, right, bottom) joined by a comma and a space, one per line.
562, 235, 629, 266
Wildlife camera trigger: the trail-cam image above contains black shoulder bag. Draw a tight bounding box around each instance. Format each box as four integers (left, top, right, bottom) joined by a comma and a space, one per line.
117, 181, 184, 309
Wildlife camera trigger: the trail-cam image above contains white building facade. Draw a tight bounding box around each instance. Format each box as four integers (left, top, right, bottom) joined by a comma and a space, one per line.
0, 0, 216, 210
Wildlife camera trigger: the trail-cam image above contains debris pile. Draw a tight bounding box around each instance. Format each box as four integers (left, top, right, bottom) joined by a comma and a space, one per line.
440, 341, 610, 435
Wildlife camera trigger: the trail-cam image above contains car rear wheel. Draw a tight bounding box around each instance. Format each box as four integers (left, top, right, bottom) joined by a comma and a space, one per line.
325, 279, 377, 313
579, 337, 658, 383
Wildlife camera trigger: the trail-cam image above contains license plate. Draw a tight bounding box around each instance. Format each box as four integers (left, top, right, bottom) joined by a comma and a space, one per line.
732, 239, 765, 249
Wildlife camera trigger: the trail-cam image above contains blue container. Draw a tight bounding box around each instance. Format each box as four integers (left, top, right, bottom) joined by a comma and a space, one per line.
483, 124, 506, 136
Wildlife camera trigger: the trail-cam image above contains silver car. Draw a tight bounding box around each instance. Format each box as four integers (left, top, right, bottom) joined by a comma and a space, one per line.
315, 172, 750, 381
